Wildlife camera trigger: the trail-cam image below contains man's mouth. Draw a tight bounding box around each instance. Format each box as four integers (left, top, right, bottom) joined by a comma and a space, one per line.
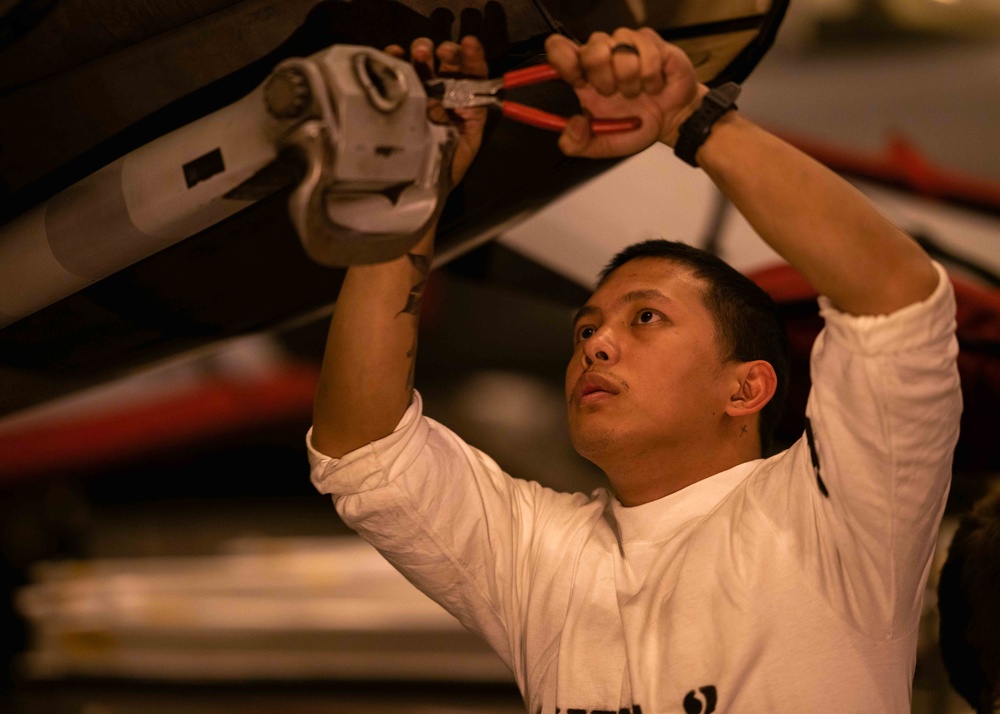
574, 372, 622, 405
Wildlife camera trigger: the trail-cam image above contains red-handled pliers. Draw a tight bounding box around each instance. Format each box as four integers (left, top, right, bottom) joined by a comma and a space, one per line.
425, 64, 641, 134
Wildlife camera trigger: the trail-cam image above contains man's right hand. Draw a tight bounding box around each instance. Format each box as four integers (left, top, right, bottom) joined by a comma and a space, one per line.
385, 36, 489, 186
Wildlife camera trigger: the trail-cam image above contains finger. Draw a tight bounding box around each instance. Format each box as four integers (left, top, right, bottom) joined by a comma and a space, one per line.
636, 27, 667, 95
427, 101, 451, 125
384, 44, 405, 59
609, 27, 642, 98
558, 114, 592, 157
453, 105, 487, 141
579, 31, 616, 96
656, 42, 699, 140
545, 34, 584, 88
436, 41, 462, 75
410, 37, 435, 80
458, 35, 489, 79
453, 105, 486, 127
659, 41, 695, 90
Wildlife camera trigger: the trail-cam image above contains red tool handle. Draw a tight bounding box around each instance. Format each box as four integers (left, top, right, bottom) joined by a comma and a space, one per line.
502, 63, 562, 89
502, 102, 641, 134
501, 64, 641, 134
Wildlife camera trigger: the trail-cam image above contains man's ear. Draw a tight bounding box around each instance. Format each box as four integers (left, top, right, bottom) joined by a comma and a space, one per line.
725, 361, 777, 418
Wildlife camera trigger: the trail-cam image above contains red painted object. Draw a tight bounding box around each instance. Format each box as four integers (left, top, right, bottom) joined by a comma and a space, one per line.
0, 364, 320, 485
775, 130, 1000, 215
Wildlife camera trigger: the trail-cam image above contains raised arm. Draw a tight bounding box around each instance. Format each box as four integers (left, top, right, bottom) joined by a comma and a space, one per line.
545, 29, 938, 316
311, 37, 488, 458
695, 113, 937, 315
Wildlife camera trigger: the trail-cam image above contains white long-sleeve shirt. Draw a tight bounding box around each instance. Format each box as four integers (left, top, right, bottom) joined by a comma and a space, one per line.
308, 262, 961, 713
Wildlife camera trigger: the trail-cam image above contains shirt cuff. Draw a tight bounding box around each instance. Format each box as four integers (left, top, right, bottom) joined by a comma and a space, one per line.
306, 390, 427, 495
817, 261, 955, 355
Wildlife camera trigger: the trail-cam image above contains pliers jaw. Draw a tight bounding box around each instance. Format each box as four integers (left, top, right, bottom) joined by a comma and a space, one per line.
424, 77, 503, 109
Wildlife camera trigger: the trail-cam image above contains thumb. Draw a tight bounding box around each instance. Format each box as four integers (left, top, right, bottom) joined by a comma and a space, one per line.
558, 115, 591, 156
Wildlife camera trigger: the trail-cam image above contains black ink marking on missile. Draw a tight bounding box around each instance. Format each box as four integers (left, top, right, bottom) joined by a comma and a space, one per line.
184, 148, 225, 188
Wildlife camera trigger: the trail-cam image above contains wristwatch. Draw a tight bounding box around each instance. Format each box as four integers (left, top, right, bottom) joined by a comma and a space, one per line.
674, 82, 741, 167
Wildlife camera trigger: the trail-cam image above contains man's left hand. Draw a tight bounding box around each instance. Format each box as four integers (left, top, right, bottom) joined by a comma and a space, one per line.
545, 28, 706, 158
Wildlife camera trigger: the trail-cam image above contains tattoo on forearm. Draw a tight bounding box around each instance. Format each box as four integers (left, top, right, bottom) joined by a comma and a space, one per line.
407, 253, 430, 275
400, 253, 429, 392
405, 337, 417, 393
398, 253, 431, 317
398, 279, 426, 316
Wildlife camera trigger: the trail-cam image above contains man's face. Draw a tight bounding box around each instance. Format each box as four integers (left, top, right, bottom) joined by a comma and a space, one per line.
565, 258, 733, 465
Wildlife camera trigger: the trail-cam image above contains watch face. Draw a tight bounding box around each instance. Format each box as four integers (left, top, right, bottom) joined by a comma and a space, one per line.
534, 0, 788, 85
709, 82, 742, 108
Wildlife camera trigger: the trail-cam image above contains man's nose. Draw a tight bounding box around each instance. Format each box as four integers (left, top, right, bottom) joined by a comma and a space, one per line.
582, 327, 619, 367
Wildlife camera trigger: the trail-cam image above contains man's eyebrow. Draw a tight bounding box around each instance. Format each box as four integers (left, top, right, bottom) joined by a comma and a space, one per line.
571, 304, 599, 327
617, 289, 672, 308
571, 289, 672, 327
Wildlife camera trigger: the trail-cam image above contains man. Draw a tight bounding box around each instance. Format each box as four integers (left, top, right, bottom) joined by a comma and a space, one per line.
308, 28, 962, 713
938, 484, 1000, 713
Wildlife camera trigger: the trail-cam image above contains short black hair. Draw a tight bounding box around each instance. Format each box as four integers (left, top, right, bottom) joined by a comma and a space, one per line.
598, 239, 789, 455
938, 484, 1000, 714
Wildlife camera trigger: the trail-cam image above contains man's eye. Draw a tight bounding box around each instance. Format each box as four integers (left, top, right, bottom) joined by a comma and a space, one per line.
577, 326, 595, 341
634, 310, 662, 325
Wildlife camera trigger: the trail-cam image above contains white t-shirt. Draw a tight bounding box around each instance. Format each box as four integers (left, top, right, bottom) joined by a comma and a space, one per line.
308, 262, 961, 713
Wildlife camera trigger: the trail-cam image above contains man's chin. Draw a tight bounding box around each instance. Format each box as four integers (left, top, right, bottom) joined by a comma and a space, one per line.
569, 420, 624, 465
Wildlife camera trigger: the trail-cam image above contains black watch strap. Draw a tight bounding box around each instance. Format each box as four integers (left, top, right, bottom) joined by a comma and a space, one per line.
674, 82, 741, 167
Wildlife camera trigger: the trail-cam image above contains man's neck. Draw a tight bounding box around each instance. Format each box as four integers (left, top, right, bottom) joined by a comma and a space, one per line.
602, 434, 760, 507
